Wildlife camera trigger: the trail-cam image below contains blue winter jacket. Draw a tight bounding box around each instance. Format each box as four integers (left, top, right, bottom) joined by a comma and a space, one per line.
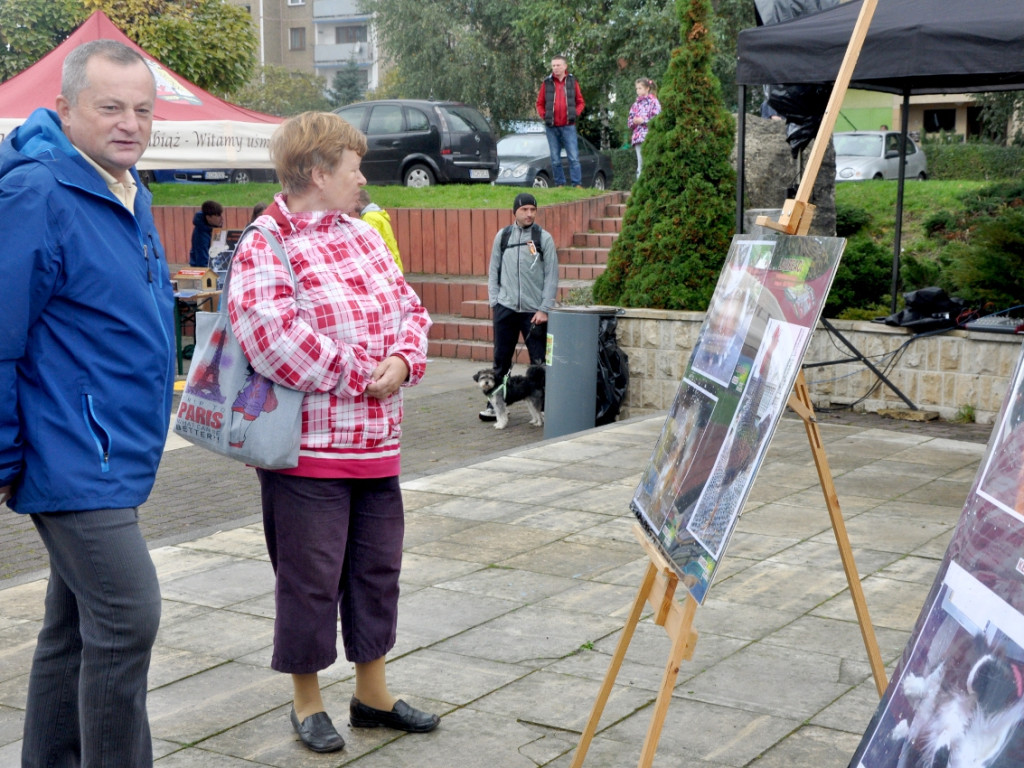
0, 108, 175, 514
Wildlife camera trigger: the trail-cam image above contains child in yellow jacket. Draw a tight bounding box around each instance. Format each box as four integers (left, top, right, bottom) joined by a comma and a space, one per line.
358, 189, 403, 272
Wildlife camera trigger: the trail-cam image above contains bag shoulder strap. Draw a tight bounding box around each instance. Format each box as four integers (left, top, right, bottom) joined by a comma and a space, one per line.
220, 223, 298, 313
499, 224, 544, 258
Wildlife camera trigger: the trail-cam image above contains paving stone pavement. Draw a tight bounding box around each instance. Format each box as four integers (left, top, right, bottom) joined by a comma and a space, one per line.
0, 357, 996, 767
0, 358, 544, 586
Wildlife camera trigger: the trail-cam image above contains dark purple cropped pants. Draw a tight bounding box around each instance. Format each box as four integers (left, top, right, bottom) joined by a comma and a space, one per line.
257, 471, 404, 673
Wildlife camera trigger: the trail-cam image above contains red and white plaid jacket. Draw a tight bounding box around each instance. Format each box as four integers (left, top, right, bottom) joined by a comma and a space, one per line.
227, 195, 431, 478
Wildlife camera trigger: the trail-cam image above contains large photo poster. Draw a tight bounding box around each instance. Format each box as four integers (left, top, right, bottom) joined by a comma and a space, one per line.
631, 234, 845, 603
850, 347, 1024, 768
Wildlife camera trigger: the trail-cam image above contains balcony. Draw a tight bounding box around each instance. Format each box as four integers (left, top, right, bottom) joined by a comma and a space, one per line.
314, 42, 372, 66
313, 0, 363, 20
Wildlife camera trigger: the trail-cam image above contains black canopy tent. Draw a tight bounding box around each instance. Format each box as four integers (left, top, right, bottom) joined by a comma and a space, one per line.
734, 0, 1024, 312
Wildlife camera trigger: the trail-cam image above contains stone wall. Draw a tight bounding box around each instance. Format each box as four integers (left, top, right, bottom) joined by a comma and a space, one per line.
615, 310, 1021, 424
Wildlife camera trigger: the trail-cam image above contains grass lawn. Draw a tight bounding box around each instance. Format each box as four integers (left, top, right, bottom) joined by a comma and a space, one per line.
149, 182, 610, 209
834, 178, 989, 255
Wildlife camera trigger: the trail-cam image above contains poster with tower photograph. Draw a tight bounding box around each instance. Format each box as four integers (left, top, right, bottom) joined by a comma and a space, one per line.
849, 348, 1024, 767
631, 233, 844, 603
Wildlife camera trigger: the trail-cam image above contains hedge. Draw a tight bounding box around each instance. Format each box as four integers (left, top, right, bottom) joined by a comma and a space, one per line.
923, 142, 1024, 181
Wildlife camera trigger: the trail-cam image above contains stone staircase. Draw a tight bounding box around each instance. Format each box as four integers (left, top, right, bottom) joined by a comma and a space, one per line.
408, 198, 626, 363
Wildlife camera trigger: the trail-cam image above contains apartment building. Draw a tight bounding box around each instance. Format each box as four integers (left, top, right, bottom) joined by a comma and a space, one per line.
231, 0, 379, 95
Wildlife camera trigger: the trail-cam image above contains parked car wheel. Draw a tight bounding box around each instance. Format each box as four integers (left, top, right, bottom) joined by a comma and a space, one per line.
230, 169, 252, 184
404, 164, 435, 187
532, 172, 550, 188
593, 172, 607, 190
918, 171, 928, 180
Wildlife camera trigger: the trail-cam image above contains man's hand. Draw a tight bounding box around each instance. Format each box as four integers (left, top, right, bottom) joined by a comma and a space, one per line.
365, 356, 410, 399
0, 485, 12, 506
531, 311, 549, 325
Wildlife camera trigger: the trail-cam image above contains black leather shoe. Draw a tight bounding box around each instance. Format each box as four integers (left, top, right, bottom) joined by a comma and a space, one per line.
290, 706, 345, 752
349, 696, 440, 733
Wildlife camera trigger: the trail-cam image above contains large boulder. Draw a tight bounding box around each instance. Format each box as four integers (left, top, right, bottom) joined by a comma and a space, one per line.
733, 115, 836, 237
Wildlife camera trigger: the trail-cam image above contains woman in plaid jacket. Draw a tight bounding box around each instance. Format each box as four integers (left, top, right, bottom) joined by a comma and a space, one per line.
228, 112, 437, 753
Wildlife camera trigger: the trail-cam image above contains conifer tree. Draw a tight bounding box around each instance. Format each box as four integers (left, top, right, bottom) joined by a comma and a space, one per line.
593, 0, 736, 310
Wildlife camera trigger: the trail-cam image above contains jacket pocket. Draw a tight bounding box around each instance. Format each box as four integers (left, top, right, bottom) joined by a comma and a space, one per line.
81, 394, 112, 474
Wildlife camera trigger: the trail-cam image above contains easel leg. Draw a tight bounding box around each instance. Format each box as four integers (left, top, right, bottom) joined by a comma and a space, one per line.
790, 371, 888, 696
569, 560, 658, 768
638, 596, 698, 768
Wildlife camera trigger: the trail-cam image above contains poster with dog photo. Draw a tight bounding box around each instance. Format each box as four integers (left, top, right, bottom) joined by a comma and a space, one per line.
852, 562, 1024, 767
849, 347, 1024, 767
631, 234, 844, 603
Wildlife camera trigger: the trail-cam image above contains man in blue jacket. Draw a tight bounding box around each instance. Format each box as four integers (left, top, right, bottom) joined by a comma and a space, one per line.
0, 40, 174, 767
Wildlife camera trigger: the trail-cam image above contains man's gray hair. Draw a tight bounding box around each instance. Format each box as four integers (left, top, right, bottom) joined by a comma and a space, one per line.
61, 40, 153, 105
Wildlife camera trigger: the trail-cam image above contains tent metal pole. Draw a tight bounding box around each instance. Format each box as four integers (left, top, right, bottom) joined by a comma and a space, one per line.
890, 90, 911, 314
736, 85, 747, 234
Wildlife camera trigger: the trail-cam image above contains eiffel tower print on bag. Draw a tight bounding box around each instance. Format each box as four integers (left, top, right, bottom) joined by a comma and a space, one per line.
173, 224, 304, 468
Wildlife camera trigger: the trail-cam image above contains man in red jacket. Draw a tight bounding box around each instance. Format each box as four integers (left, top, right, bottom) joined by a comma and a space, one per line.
535, 55, 585, 187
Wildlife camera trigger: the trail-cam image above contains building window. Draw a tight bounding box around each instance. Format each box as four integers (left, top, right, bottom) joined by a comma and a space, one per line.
923, 108, 956, 134
289, 27, 306, 51
335, 25, 368, 44
286, 0, 304, 5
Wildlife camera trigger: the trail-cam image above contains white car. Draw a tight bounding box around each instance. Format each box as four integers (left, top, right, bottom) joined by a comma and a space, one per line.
834, 131, 927, 182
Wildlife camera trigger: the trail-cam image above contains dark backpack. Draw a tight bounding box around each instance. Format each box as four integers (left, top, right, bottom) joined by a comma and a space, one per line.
497, 224, 544, 282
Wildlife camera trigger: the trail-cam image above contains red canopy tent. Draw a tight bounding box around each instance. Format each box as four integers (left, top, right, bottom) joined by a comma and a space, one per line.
0, 11, 281, 170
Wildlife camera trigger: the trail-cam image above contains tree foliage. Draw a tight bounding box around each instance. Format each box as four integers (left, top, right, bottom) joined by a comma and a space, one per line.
364, 0, 750, 143
83, 0, 257, 94
360, 0, 536, 130
592, 0, 736, 310
0, 0, 86, 82
0, 0, 256, 95
232, 65, 333, 117
975, 92, 1024, 146
329, 60, 365, 107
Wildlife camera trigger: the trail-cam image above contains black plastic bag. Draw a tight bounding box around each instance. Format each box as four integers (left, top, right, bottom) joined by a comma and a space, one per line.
883, 286, 968, 332
595, 316, 629, 426
767, 83, 833, 156
757, 1, 840, 156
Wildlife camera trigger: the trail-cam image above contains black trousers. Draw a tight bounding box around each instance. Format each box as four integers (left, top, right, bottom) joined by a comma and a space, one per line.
492, 303, 546, 379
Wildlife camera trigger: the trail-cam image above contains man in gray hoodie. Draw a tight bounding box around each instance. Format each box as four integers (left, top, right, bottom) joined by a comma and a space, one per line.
481, 192, 559, 420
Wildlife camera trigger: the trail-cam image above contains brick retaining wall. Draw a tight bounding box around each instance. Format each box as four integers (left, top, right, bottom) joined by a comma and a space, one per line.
153, 193, 625, 272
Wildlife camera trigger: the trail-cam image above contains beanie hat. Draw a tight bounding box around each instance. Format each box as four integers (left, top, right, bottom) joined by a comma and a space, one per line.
513, 192, 538, 212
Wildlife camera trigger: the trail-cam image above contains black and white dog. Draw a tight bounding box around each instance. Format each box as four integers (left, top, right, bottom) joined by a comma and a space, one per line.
891, 651, 1024, 767
473, 365, 545, 430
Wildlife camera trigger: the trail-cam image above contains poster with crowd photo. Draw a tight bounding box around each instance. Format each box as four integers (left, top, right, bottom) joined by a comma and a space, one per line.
849, 347, 1024, 768
631, 234, 844, 603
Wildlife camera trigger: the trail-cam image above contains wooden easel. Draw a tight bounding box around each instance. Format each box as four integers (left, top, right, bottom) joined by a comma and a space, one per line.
788, 370, 887, 696
569, 377, 888, 768
570, 2, 885, 766
569, 525, 697, 768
